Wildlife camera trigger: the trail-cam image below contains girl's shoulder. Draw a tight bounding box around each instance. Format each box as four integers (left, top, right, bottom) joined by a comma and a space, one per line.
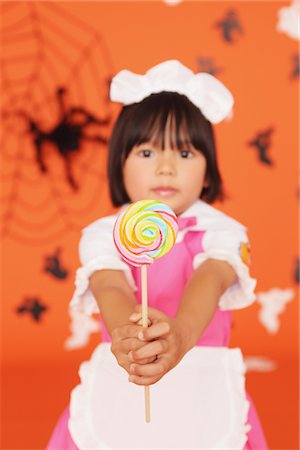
184, 200, 247, 233
81, 204, 130, 235
82, 214, 117, 234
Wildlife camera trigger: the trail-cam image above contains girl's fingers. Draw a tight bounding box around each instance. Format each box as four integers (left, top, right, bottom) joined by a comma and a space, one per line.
136, 356, 157, 365
128, 312, 151, 327
128, 373, 163, 386
129, 339, 168, 361
129, 306, 170, 326
121, 337, 146, 353
128, 312, 142, 322
131, 305, 167, 321
124, 340, 158, 364
113, 353, 156, 376
112, 324, 141, 341
128, 354, 174, 385
129, 360, 165, 377
138, 322, 170, 341
127, 316, 170, 341
121, 338, 162, 361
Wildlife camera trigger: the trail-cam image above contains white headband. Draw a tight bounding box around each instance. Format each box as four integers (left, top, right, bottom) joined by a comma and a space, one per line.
110, 60, 234, 124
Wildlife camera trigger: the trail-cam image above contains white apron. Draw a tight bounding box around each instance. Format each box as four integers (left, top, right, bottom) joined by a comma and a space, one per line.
69, 344, 250, 449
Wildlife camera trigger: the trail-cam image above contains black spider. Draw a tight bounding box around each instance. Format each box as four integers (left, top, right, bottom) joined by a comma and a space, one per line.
247, 127, 274, 166
214, 9, 243, 44
44, 247, 68, 280
13, 87, 110, 190
16, 297, 48, 322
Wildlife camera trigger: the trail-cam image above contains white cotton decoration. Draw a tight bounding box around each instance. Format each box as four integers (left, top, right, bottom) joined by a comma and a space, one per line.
244, 356, 278, 372
64, 309, 100, 350
277, 0, 300, 41
163, 0, 183, 5
257, 288, 294, 334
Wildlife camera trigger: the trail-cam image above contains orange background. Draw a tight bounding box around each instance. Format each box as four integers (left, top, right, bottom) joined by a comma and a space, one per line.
1, 1, 298, 449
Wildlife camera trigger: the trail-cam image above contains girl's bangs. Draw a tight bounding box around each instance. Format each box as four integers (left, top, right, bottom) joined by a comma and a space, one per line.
136, 110, 192, 151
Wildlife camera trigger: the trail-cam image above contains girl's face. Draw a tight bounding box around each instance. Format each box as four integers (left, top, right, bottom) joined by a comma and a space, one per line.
123, 139, 207, 216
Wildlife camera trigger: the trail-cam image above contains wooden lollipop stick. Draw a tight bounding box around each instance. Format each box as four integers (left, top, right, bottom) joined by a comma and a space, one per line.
141, 264, 151, 423
113, 200, 178, 424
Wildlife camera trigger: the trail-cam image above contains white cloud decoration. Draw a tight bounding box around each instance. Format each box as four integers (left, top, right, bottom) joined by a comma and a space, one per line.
257, 288, 295, 334
64, 309, 100, 350
277, 0, 300, 41
163, 0, 183, 5
244, 356, 278, 372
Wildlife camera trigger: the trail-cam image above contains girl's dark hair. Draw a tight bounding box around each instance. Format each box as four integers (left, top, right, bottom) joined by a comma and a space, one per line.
108, 91, 224, 206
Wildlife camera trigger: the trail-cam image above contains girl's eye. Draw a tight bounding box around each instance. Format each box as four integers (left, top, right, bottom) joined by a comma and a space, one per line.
180, 150, 193, 158
138, 149, 153, 158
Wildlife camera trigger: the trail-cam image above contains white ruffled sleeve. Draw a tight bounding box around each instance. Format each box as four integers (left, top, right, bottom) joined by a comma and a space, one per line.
193, 224, 257, 310
69, 214, 136, 315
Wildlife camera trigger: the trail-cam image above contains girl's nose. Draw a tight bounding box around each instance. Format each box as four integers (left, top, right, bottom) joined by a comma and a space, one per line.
156, 150, 176, 175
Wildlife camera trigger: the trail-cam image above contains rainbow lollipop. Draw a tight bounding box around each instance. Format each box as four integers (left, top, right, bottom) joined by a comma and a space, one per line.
113, 199, 178, 422
113, 199, 178, 267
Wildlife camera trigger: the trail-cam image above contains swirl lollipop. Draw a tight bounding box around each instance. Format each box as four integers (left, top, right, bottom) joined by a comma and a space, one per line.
113, 199, 178, 267
113, 200, 178, 422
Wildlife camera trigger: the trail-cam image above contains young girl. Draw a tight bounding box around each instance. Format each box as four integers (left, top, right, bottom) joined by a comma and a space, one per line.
47, 60, 268, 449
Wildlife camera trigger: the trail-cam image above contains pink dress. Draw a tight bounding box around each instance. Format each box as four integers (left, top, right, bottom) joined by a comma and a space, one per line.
47, 200, 268, 449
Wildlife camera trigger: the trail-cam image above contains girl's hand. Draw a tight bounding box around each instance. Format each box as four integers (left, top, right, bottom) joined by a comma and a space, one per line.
127, 305, 188, 386
110, 318, 155, 376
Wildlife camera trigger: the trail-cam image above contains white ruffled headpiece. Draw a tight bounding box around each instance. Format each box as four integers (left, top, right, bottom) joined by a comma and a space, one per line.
110, 60, 234, 124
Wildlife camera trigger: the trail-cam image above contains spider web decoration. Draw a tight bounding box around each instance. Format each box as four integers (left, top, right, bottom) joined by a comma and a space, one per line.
1, 1, 115, 245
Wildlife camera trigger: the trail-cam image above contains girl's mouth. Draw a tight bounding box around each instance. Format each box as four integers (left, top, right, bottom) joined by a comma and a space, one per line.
152, 187, 178, 197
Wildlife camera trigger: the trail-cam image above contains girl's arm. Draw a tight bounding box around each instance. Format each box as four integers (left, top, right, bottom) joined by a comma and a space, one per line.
89, 269, 137, 335
127, 259, 237, 385
89, 270, 156, 373
175, 258, 237, 353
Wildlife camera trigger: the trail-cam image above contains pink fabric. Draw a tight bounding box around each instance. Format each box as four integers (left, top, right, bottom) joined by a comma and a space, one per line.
46, 226, 268, 449
47, 406, 78, 450
101, 229, 232, 346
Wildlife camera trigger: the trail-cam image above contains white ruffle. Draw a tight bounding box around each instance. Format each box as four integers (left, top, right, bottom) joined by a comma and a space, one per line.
69, 344, 250, 449
194, 250, 257, 310
69, 256, 137, 315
